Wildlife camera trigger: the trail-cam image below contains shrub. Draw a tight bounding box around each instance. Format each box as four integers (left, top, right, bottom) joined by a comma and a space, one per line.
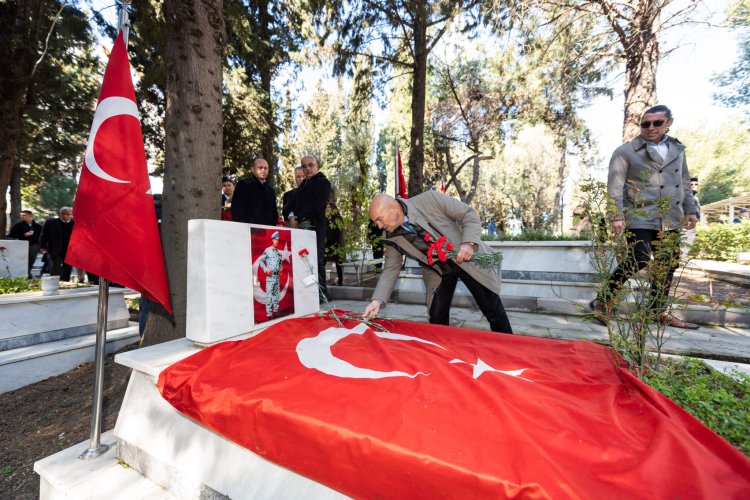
691, 223, 750, 261
0, 278, 41, 294
482, 230, 587, 242
644, 357, 750, 456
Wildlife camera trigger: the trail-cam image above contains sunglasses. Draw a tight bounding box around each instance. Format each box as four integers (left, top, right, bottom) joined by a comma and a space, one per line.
640, 120, 666, 129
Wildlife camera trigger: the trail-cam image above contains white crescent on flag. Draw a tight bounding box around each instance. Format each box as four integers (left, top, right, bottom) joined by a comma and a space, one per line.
296, 323, 531, 381
84, 96, 138, 184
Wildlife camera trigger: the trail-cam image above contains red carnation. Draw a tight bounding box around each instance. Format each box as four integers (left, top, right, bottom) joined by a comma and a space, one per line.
423, 233, 432, 243
298, 248, 309, 257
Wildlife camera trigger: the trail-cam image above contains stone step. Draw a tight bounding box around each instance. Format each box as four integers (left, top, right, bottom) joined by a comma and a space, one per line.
35, 430, 176, 500
0, 287, 131, 351
0, 324, 140, 394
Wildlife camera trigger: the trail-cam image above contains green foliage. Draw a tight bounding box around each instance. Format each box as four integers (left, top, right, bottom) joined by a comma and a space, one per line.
692, 223, 750, 261
0, 278, 41, 295
713, 0, 750, 113
37, 175, 77, 216
482, 230, 586, 241
644, 357, 750, 456
577, 177, 683, 374
15, 2, 100, 203
671, 117, 750, 205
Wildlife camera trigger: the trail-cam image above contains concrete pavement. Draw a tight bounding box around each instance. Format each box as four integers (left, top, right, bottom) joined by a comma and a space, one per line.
321, 299, 750, 366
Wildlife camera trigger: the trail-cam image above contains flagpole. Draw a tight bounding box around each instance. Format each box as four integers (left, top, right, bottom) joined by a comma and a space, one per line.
119, 0, 130, 45
80, 1, 131, 461
394, 142, 398, 198
80, 279, 110, 460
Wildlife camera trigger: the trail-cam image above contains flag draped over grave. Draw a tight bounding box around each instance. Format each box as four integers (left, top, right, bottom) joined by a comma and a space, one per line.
67, 31, 171, 313
158, 314, 750, 499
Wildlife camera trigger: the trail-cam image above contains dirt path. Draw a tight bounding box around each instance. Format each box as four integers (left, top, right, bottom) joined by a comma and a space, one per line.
0, 345, 135, 499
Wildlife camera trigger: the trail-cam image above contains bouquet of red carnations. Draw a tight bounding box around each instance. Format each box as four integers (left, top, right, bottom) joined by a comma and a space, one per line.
423, 233, 502, 269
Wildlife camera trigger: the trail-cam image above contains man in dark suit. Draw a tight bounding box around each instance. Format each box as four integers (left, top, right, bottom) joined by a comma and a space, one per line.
39, 207, 75, 281
231, 158, 279, 226
281, 166, 305, 221
290, 154, 331, 301
7, 209, 42, 278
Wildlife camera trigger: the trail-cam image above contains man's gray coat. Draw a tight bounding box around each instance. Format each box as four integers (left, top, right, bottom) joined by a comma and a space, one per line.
371, 191, 501, 308
607, 135, 699, 230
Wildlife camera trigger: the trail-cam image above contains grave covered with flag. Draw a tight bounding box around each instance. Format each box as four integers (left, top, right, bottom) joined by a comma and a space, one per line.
158, 314, 750, 498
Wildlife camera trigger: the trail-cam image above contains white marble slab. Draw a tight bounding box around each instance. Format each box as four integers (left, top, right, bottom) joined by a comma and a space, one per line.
186, 220, 320, 344
0, 239, 29, 278
114, 370, 344, 499
0, 287, 130, 348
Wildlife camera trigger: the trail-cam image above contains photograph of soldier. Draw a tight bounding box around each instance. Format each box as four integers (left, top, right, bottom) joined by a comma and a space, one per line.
251, 227, 295, 323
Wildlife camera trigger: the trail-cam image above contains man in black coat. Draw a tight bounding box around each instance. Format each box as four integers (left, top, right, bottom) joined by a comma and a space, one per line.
231, 158, 279, 225
39, 207, 75, 281
7, 209, 42, 278
290, 154, 331, 301
281, 166, 305, 221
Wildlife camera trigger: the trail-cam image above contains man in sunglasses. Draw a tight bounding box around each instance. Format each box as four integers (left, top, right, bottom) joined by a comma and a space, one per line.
591, 104, 700, 329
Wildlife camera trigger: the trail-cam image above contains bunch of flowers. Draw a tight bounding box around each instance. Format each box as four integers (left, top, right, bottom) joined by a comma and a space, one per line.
298, 248, 329, 302
298, 248, 312, 271
277, 217, 289, 227
423, 233, 503, 269
317, 308, 392, 333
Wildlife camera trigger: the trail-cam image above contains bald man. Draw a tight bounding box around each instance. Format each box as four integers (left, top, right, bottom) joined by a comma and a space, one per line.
231, 158, 279, 225
363, 191, 512, 334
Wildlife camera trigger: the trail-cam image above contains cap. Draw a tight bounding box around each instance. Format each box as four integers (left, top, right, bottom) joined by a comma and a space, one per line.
222, 175, 234, 183
271, 231, 280, 239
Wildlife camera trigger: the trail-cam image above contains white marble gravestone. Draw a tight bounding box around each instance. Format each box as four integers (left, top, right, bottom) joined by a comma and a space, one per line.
0, 240, 29, 278
186, 219, 320, 344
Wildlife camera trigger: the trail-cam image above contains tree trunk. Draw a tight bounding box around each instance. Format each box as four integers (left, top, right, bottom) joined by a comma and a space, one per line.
0, 85, 28, 236
621, 10, 659, 142
407, 0, 428, 197
9, 164, 23, 226
257, 0, 276, 184
142, 0, 225, 346
551, 134, 567, 234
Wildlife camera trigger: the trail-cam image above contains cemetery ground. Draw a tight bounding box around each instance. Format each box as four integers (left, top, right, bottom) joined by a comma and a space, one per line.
1, 268, 749, 499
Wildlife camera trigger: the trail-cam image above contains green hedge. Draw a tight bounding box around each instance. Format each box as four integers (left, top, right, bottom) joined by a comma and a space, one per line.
0, 278, 41, 294
691, 223, 750, 261
482, 230, 587, 242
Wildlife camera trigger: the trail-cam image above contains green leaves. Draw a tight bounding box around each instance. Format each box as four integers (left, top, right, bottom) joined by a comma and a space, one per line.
644, 357, 750, 456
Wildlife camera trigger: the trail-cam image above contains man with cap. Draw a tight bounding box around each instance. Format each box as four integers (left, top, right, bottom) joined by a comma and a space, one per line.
734, 209, 749, 223
258, 231, 284, 320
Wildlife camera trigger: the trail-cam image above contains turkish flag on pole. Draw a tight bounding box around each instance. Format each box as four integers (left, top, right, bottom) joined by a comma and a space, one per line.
159, 315, 750, 498
396, 144, 408, 199
67, 31, 171, 313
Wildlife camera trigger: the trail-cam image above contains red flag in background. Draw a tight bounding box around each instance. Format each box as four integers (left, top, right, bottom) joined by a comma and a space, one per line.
159, 315, 750, 499
67, 31, 171, 313
396, 144, 408, 198
440, 178, 446, 193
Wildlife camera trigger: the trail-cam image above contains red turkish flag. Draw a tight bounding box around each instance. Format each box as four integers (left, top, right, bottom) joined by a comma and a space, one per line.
396, 144, 408, 199
67, 31, 171, 313
158, 314, 750, 498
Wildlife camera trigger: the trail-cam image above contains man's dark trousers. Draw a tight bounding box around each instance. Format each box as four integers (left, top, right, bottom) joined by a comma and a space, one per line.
602, 228, 680, 310
429, 264, 513, 334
